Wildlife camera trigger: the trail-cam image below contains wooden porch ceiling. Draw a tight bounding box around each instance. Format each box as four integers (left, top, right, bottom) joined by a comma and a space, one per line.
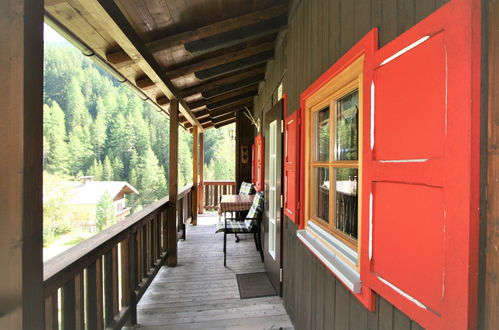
45, 0, 289, 130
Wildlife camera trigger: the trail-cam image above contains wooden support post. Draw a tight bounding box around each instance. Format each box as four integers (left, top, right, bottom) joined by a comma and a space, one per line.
0, 0, 44, 328
192, 125, 199, 225
168, 99, 179, 266
198, 132, 205, 214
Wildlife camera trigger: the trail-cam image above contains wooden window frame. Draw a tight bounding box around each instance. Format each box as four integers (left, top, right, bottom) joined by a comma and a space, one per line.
304, 56, 364, 269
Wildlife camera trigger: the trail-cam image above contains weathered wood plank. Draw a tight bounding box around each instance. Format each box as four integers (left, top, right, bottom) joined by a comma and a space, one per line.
75, 272, 85, 329
168, 99, 179, 266
354, 0, 371, 42
324, 270, 336, 329
486, 2, 499, 329
0, 0, 44, 327
378, 296, 394, 330
192, 126, 199, 225
414, 0, 436, 23
367, 296, 379, 330
136, 216, 292, 329
44, 292, 59, 330
107, 3, 288, 62
164, 42, 275, 79
334, 281, 350, 330
340, 0, 355, 54
380, 0, 398, 47
394, 308, 411, 330
396, 0, 415, 36
350, 294, 368, 330
180, 66, 266, 96
62, 278, 76, 329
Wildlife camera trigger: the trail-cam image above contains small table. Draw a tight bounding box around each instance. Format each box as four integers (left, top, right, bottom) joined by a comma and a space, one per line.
218, 194, 255, 242
218, 194, 255, 215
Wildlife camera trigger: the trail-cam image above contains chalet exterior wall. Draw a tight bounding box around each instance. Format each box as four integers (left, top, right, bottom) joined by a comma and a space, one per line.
252, 0, 453, 328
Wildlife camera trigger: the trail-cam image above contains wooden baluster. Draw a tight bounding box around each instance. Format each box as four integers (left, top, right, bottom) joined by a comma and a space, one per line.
204, 185, 207, 208
75, 272, 85, 330
44, 292, 58, 330
162, 210, 168, 254
86, 258, 104, 330
128, 232, 138, 325
154, 215, 159, 263
121, 238, 130, 309
145, 221, 151, 272
136, 230, 142, 283
177, 199, 183, 239
104, 248, 118, 326
214, 185, 219, 209
142, 225, 148, 277
112, 247, 119, 316
150, 217, 156, 265
61, 278, 76, 329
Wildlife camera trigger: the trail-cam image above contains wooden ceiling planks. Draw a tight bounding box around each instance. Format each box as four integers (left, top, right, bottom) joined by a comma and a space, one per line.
45, 0, 289, 129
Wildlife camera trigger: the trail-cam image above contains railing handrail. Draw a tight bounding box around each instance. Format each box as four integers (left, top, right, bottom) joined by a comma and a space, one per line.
43, 184, 193, 295
204, 180, 236, 185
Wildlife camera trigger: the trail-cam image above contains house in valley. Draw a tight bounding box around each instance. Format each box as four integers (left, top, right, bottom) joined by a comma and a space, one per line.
66, 177, 138, 229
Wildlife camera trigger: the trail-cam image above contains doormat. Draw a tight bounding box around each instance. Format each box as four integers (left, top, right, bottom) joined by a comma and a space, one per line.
236, 272, 276, 299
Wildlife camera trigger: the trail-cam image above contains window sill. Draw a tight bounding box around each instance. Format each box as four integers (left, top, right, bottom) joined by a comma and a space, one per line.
297, 227, 361, 294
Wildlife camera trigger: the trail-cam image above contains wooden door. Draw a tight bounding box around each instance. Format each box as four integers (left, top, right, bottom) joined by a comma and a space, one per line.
263, 99, 283, 295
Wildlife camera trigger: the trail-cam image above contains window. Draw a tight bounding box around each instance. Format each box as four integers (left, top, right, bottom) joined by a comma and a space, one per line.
304, 56, 363, 267
297, 30, 376, 309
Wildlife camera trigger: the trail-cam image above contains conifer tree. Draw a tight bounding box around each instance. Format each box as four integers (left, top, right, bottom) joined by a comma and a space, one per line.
43, 101, 69, 174
92, 112, 107, 160
138, 148, 167, 205
112, 157, 124, 181
65, 77, 91, 131
95, 190, 115, 231
102, 156, 114, 181
88, 159, 103, 180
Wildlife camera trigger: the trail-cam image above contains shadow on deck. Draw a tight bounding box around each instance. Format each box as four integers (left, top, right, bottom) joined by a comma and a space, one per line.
135, 213, 294, 329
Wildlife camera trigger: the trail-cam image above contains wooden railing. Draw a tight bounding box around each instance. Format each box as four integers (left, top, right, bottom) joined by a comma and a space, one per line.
43, 185, 193, 329
203, 180, 237, 210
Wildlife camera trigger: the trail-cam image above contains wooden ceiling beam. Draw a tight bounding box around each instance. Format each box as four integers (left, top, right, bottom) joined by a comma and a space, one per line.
179, 97, 254, 125
212, 112, 236, 124
179, 65, 266, 97
201, 74, 264, 99
187, 85, 258, 109
82, 0, 201, 128
135, 42, 273, 87
106, 3, 288, 65
205, 91, 258, 110
214, 118, 236, 129
202, 122, 215, 129
210, 103, 252, 119
195, 50, 273, 81
185, 15, 287, 57
208, 99, 254, 116
165, 42, 274, 79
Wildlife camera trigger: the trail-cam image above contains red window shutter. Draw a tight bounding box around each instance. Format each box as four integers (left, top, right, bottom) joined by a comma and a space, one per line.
360, 1, 480, 329
254, 134, 264, 192
251, 144, 256, 184
283, 109, 300, 223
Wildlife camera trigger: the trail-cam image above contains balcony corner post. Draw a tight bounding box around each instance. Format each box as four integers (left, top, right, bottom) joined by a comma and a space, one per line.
192, 125, 199, 225
198, 132, 205, 214
168, 99, 179, 267
0, 0, 45, 328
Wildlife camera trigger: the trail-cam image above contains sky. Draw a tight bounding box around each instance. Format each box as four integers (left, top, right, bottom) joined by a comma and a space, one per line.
44, 23, 69, 44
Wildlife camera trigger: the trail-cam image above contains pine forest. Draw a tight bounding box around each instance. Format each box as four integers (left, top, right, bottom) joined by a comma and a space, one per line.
43, 37, 235, 255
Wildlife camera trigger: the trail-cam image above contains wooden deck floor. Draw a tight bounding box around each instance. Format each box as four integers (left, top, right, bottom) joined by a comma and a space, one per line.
134, 213, 294, 329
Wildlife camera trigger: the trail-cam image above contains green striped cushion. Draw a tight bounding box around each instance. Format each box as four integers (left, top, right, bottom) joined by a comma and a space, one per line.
215, 220, 255, 233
